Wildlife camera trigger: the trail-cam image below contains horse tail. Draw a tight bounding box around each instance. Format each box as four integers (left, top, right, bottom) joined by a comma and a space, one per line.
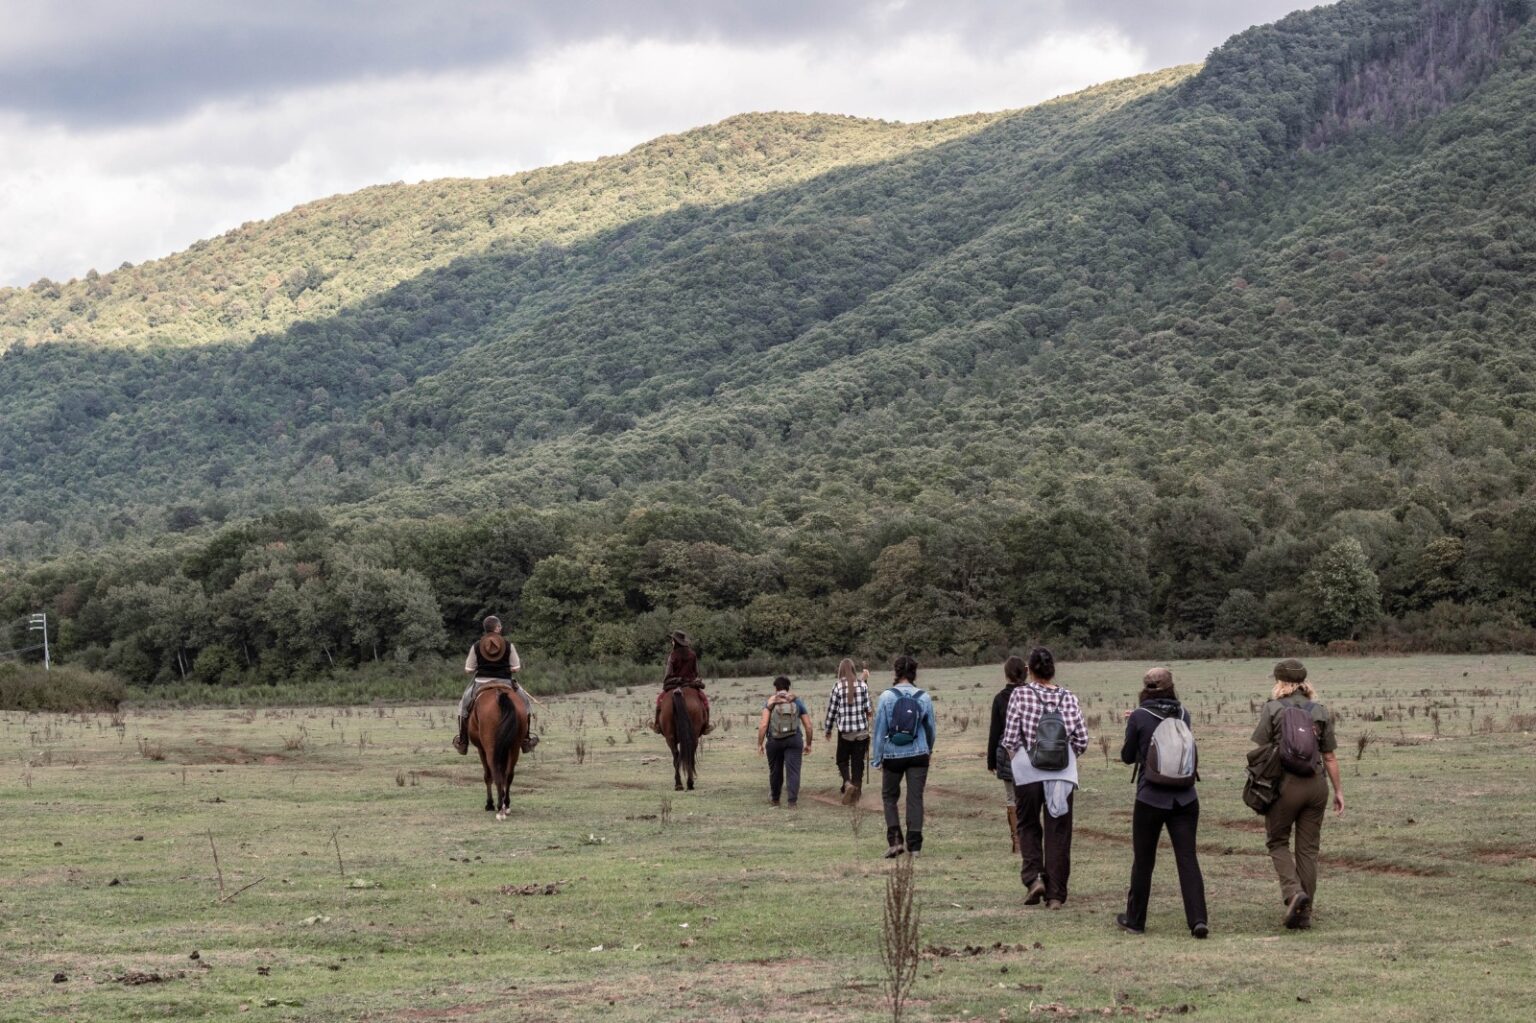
672, 687, 697, 780
493, 691, 521, 785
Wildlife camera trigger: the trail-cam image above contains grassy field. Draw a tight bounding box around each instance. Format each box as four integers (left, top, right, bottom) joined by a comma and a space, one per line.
4, 656, 1535, 1022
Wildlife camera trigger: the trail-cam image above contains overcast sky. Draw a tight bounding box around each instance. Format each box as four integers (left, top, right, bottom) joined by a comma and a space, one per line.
0, 0, 1317, 287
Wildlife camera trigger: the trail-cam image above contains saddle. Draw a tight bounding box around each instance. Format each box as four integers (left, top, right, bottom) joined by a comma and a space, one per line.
476, 680, 519, 696
662, 678, 706, 692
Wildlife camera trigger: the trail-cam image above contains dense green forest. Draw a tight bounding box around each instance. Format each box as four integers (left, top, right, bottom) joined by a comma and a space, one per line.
4, 0, 1536, 692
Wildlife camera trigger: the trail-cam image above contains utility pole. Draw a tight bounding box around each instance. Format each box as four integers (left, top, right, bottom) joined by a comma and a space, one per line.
28, 613, 49, 670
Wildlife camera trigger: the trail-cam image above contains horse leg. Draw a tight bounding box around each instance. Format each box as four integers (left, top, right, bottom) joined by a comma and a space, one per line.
482, 758, 494, 812
672, 744, 683, 792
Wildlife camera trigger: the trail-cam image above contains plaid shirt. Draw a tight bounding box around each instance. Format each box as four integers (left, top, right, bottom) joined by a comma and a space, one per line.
1000, 681, 1089, 760
823, 679, 872, 735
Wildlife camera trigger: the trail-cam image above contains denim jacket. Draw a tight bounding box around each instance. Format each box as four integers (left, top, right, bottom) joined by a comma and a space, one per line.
870, 682, 936, 766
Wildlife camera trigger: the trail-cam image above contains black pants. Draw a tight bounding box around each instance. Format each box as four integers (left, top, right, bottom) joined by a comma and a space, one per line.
1014, 782, 1074, 903
766, 736, 802, 804
836, 735, 869, 789
882, 756, 929, 849
1124, 798, 1207, 931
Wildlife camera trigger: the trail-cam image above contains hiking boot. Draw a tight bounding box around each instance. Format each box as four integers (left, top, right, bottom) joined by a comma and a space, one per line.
521, 734, 540, 753
1045, 900, 1064, 911
1007, 806, 1019, 854
452, 721, 469, 755
842, 784, 861, 806
1192, 922, 1210, 939
1023, 878, 1046, 905
884, 826, 906, 859
700, 720, 714, 736
770, 799, 781, 807
1115, 914, 1145, 935
1284, 892, 1312, 929
1295, 916, 1312, 930
906, 830, 923, 855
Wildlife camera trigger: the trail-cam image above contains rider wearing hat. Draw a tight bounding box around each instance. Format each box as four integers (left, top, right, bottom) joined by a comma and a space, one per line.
652, 630, 713, 735
453, 615, 539, 754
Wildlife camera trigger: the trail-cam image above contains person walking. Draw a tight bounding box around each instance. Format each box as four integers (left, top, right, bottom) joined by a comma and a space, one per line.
757, 676, 812, 807
987, 655, 1030, 853
1116, 667, 1209, 938
1252, 659, 1344, 930
870, 655, 936, 857
824, 657, 873, 804
1000, 647, 1088, 908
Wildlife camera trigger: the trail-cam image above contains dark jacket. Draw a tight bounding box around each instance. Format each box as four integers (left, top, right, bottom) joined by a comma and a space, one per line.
1120, 697, 1198, 809
664, 645, 700, 683
986, 680, 1026, 775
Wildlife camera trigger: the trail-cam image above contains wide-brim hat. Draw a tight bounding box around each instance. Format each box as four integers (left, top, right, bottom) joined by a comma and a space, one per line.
478, 634, 509, 661
670, 630, 692, 647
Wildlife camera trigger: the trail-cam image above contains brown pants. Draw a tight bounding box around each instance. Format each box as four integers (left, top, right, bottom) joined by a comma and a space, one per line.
1265, 772, 1329, 905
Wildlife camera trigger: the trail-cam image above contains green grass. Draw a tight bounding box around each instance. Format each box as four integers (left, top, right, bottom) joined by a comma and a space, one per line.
3, 655, 1534, 1021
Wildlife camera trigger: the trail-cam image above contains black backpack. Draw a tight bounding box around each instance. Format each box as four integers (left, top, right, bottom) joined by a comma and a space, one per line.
1277, 702, 1321, 776
1028, 693, 1070, 771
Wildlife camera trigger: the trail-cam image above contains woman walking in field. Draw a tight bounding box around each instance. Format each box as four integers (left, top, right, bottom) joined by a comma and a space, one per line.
1252, 659, 1344, 930
1000, 647, 1088, 908
871, 655, 936, 857
824, 657, 872, 804
1116, 667, 1208, 938
986, 655, 1029, 852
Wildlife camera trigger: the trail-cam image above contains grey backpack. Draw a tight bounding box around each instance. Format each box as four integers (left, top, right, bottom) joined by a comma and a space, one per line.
767, 699, 800, 740
1143, 709, 1198, 788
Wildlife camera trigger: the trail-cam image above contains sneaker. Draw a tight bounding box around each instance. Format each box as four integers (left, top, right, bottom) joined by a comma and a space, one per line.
884, 842, 906, 858
1192, 922, 1209, 939
1115, 914, 1145, 935
1284, 892, 1312, 929
1023, 878, 1046, 905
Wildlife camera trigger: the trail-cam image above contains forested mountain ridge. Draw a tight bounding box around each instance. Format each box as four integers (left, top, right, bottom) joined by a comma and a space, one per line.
4, 0, 1536, 688
0, 109, 1007, 352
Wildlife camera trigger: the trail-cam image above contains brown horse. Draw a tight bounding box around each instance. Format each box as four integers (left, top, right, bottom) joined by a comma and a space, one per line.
468, 684, 529, 820
658, 686, 704, 791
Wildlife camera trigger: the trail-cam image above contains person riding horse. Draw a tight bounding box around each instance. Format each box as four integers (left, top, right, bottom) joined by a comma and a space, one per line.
453, 615, 540, 755
653, 630, 712, 735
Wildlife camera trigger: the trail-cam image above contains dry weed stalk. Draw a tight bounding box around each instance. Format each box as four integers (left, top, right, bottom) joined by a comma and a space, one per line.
880, 855, 920, 1023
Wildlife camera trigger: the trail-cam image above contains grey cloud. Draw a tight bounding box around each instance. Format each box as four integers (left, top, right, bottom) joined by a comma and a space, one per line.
4, 0, 1318, 126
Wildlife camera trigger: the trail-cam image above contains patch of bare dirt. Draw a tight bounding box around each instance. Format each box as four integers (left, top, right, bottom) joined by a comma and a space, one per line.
1329, 855, 1444, 878
497, 882, 564, 896
1216, 818, 1266, 834
1470, 845, 1536, 866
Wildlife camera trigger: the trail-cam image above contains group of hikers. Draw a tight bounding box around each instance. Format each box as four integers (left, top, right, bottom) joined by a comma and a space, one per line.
451, 618, 1345, 935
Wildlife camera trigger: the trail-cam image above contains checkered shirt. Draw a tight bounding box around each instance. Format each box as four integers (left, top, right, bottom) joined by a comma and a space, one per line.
1000, 681, 1089, 759
823, 679, 872, 735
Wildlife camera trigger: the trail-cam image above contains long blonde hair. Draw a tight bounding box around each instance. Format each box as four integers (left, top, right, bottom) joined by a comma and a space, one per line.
836, 657, 857, 702
1272, 679, 1318, 702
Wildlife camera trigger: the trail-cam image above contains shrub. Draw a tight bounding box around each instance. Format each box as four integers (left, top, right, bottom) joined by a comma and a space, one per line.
0, 664, 127, 712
